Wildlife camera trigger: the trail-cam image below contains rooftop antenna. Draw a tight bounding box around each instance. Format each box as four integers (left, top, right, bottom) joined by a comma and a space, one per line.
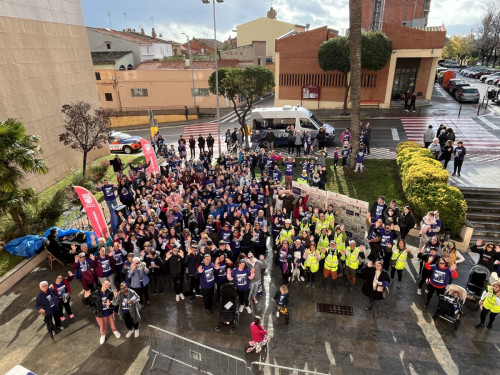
124, 13, 128, 30
106, 12, 112, 29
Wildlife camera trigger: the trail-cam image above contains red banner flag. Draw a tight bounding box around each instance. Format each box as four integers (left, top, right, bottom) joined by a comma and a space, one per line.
73, 186, 109, 238
139, 139, 159, 175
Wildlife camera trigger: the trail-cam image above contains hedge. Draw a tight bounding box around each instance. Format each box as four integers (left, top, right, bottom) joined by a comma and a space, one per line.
396, 141, 467, 235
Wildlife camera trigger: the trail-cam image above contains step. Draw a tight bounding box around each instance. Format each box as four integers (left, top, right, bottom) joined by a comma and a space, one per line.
470, 236, 500, 244
460, 190, 500, 200
467, 205, 500, 214
466, 212, 500, 221
471, 228, 500, 238
468, 220, 500, 229
466, 199, 500, 208
459, 187, 500, 194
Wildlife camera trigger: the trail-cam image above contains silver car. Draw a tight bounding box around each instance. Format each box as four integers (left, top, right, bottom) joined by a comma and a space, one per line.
455, 87, 480, 104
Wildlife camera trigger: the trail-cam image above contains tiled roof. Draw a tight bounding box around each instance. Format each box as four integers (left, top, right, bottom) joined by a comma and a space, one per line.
134, 60, 239, 70
193, 38, 224, 49
91, 51, 132, 63
87, 27, 171, 45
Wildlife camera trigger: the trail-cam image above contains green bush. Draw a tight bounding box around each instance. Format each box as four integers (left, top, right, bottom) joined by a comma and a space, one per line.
408, 184, 467, 235
38, 189, 68, 220
396, 141, 467, 235
396, 141, 421, 155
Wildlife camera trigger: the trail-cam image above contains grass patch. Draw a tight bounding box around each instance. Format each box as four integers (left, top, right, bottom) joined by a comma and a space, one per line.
0, 250, 24, 278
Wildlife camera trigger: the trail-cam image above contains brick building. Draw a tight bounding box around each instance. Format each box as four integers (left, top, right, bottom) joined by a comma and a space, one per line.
274, 23, 445, 109
362, 0, 432, 30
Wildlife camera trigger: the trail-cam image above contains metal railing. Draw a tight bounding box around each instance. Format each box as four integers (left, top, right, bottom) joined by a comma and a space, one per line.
148, 325, 248, 375
250, 362, 330, 375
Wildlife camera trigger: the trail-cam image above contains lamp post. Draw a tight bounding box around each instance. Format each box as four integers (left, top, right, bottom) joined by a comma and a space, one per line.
182, 32, 197, 115
202, 0, 223, 156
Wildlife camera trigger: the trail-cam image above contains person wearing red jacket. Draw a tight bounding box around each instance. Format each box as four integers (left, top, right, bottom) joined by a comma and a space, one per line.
424, 259, 458, 308
249, 316, 268, 353
52, 271, 75, 321
92, 248, 117, 290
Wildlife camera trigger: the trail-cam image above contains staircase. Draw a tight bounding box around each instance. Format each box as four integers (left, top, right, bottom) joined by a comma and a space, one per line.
459, 187, 500, 243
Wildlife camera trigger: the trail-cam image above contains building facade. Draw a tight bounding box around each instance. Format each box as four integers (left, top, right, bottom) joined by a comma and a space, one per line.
236, 7, 306, 60
362, 0, 432, 30
274, 24, 445, 109
0, 0, 107, 190
220, 41, 267, 68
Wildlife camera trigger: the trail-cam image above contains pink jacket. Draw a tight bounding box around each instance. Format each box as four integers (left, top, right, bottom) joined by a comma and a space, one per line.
250, 322, 267, 342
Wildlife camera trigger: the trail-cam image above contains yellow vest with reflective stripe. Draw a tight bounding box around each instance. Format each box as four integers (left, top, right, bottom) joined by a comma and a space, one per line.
324, 250, 339, 272
334, 232, 346, 251
318, 235, 329, 251
300, 222, 311, 233
483, 286, 500, 313
325, 212, 335, 228
305, 251, 320, 273
315, 220, 328, 234
343, 247, 360, 269
280, 228, 293, 244
297, 175, 308, 184
391, 249, 408, 270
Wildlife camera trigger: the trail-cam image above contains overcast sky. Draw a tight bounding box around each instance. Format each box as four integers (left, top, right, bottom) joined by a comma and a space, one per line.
81, 0, 491, 43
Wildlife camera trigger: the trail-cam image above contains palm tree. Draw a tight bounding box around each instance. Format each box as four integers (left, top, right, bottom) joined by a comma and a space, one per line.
349, 0, 362, 169
0, 118, 48, 228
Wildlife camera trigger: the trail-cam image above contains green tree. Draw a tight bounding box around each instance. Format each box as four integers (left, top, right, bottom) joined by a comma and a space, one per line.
442, 34, 476, 65
59, 101, 112, 176
0, 119, 48, 229
318, 31, 392, 115
208, 65, 275, 149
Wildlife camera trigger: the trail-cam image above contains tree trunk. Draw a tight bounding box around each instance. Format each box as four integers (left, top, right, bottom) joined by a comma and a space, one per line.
343, 72, 350, 116
241, 122, 250, 151
349, 0, 362, 170
82, 151, 88, 176
10, 208, 25, 233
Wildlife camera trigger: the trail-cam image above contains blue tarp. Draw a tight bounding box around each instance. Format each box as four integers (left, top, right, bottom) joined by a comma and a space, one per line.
44, 227, 97, 249
5, 235, 46, 258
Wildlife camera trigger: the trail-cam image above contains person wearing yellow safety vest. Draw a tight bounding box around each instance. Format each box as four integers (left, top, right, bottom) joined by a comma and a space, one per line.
277, 219, 295, 246
297, 170, 309, 185
312, 210, 329, 235
299, 218, 312, 234
303, 243, 321, 288
333, 225, 347, 277
321, 241, 340, 289
322, 199, 342, 230
315, 227, 332, 273
476, 282, 500, 329
389, 239, 413, 289
341, 241, 365, 291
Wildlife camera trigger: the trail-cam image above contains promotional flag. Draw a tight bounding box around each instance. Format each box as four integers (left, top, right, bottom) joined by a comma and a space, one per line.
139, 139, 159, 175
73, 186, 108, 238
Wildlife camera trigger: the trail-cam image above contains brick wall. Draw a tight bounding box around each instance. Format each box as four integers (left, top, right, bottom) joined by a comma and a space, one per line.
382, 23, 445, 50
362, 0, 427, 30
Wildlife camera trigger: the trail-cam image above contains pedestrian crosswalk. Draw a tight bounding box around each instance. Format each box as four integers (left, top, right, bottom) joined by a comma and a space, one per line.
207, 104, 273, 124
401, 117, 500, 153
182, 123, 227, 154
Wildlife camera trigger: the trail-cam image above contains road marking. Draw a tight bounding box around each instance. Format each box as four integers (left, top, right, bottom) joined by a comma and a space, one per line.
391, 128, 400, 140
477, 115, 500, 130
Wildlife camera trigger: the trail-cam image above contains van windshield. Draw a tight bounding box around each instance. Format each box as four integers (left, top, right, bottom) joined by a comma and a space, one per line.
309, 114, 323, 128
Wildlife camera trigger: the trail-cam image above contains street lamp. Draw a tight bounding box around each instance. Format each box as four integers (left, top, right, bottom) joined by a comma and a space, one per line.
182, 32, 197, 115
202, 0, 224, 156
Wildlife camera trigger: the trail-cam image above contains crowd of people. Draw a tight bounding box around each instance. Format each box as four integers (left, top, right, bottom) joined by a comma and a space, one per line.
37, 132, 500, 345
423, 124, 467, 176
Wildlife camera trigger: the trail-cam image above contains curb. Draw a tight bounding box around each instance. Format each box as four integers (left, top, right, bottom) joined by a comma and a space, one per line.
0, 252, 47, 295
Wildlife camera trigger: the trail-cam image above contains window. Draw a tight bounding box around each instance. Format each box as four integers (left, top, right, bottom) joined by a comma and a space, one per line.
299, 118, 318, 130
119, 65, 126, 71
131, 88, 149, 97
105, 93, 113, 101
192, 88, 210, 97
95, 72, 101, 80
127, 64, 133, 70
106, 42, 111, 50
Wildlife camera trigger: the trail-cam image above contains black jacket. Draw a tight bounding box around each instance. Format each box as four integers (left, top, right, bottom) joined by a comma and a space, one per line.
83, 289, 114, 317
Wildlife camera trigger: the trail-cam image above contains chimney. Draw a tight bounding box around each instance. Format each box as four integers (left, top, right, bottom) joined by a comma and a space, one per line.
152, 28, 157, 38
141, 28, 145, 35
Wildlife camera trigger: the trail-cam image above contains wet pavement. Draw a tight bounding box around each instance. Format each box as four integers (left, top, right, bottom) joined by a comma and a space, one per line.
0, 238, 499, 375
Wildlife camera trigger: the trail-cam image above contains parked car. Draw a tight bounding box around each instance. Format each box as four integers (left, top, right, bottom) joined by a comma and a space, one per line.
445, 78, 462, 92
455, 87, 480, 103
448, 80, 470, 95
483, 72, 500, 84
493, 78, 500, 87
108, 131, 142, 154
471, 68, 495, 79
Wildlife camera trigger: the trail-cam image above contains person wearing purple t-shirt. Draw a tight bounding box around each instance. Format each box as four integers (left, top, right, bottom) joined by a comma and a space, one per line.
227, 259, 255, 314
98, 179, 118, 214
196, 254, 216, 313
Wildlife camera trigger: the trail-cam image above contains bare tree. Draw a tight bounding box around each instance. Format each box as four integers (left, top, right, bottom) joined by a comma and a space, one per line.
59, 101, 112, 176
477, 2, 500, 66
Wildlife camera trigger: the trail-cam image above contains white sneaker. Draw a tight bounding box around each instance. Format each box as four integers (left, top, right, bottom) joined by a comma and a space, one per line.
179, 293, 185, 300
300, 276, 305, 282
239, 305, 244, 313
176, 294, 180, 302
276, 311, 280, 318
113, 330, 121, 339
417, 289, 422, 295
134, 329, 140, 338
126, 330, 134, 338
100, 334, 106, 345
246, 306, 252, 314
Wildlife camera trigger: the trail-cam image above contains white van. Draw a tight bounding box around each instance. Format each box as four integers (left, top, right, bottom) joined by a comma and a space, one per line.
248, 105, 335, 147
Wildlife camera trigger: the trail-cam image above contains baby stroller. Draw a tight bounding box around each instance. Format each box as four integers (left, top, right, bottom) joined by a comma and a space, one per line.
465, 265, 491, 309
215, 283, 238, 333
433, 284, 466, 330
227, 142, 239, 154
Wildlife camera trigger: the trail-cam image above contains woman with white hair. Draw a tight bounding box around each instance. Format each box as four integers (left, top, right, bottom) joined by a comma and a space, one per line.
128, 256, 151, 306
428, 138, 441, 159
36, 280, 63, 341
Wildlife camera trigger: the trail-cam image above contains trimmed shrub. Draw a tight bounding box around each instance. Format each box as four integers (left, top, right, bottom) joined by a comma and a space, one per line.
397, 148, 434, 170
396, 141, 421, 155
408, 184, 467, 235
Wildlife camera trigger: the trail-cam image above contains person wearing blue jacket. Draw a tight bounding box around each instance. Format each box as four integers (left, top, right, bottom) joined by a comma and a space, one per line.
424, 259, 458, 308
36, 281, 63, 340
354, 146, 365, 173
452, 141, 466, 177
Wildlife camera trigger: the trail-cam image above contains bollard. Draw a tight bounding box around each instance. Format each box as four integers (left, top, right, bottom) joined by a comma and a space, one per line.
458, 105, 462, 117
485, 99, 489, 110
477, 101, 481, 115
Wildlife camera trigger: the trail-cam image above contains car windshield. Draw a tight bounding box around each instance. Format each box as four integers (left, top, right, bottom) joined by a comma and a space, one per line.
462, 89, 478, 93
309, 114, 323, 128
112, 132, 131, 139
